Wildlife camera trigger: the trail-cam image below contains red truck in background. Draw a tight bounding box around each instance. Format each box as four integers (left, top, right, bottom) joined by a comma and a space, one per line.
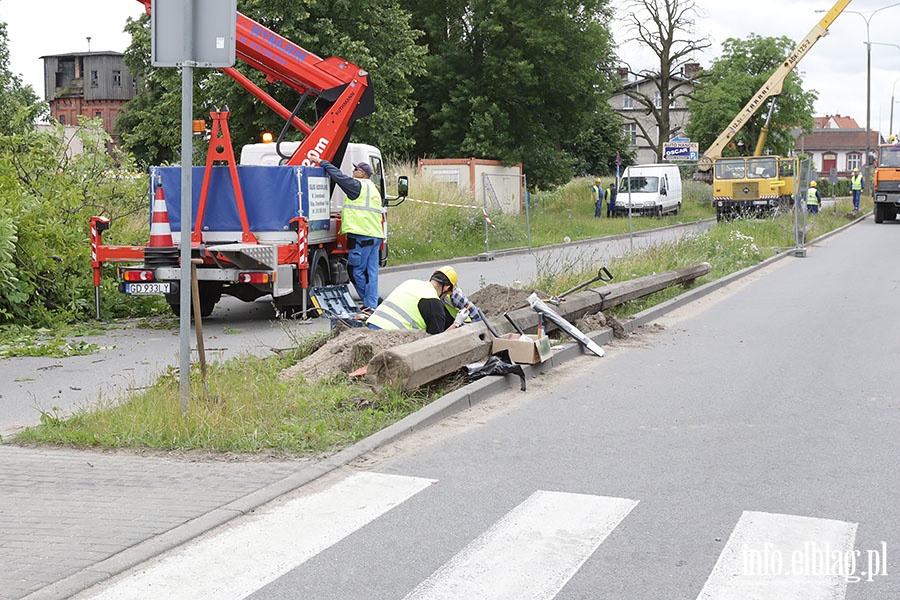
90, 0, 407, 318
874, 141, 900, 224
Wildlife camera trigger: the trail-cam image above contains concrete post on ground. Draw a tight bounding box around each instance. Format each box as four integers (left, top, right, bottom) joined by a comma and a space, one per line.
365, 263, 711, 390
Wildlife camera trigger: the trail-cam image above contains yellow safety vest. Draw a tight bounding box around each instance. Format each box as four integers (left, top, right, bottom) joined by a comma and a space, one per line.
807, 187, 820, 206
341, 178, 383, 238
851, 174, 863, 191
591, 185, 603, 203
366, 279, 437, 330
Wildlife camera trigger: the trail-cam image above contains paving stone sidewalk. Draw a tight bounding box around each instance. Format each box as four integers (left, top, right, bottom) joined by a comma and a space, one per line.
0, 445, 303, 600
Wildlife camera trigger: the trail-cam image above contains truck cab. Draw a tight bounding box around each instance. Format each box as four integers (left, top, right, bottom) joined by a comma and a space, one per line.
874, 142, 900, 223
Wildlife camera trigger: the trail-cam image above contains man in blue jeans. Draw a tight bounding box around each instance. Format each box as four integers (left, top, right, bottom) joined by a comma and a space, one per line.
850, 168, 863, 211
315, 159, 383, 311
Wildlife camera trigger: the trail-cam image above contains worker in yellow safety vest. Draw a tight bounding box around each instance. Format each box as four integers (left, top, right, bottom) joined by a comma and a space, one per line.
315, 158, 383, 311
591, 178, 604, 218
807, 180, 821, 215
850, 167, 863, 212
367, 266, 462, 334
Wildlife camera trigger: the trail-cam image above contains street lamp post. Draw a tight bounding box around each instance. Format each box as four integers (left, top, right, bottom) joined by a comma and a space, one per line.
892, 76, 900, 139
870, 45, 900, 138
845, 5, 900, 183
821, 4, 900, 186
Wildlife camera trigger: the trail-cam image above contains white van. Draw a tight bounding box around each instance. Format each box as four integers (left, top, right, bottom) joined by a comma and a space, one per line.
615, 163, 683, 216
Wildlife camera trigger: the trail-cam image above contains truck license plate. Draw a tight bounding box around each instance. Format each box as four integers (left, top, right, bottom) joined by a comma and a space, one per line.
125, 282, 171, 295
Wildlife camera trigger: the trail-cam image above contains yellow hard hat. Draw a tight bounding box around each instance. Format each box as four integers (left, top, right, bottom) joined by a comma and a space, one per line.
853, 168, 859, 172
433, 266, 458, 291
810, 180, 817, 187
595, 178, 602, 183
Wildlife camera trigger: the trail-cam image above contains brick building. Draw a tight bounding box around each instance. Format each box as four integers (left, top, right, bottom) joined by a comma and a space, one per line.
794, 114, 883, 178
41, 51, 137, 142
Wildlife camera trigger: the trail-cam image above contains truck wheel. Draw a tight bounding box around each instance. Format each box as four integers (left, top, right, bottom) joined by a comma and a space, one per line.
875, 203, 886, 223
889, 208, 898, 221
166, 282, 220, 318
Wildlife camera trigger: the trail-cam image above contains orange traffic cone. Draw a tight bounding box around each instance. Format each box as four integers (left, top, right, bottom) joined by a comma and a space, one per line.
144, 182, 179, 267
149, 185, 175, 247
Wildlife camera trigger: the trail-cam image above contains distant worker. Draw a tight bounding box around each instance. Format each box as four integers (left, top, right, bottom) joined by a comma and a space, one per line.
366, 267, 463, 334
591, 178, 604, 218
605, 181, 618, 218
315, 159, 383, 312
850, 167, 863, 212
807, 180, 821, 215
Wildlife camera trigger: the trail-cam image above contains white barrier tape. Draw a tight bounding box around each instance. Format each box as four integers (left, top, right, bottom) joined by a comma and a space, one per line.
406, 197, 496, 228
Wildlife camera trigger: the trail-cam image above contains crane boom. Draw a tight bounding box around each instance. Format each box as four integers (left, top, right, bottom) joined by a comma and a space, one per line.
698, 0, 850, 170
136, 0, 374, 167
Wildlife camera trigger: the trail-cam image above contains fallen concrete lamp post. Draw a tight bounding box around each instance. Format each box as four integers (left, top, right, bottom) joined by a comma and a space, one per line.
365, 262, 711, 390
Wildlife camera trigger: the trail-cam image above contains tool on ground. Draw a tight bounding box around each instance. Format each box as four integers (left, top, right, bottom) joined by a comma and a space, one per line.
548, 266, 613, 305
527, 292, 604, 357
308, 285, 368, 329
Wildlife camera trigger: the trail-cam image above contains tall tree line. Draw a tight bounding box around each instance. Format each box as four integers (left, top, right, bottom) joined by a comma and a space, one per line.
118, 0, 625, 188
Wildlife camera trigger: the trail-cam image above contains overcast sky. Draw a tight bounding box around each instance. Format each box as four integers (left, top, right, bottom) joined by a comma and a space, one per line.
3, 0, 900, 139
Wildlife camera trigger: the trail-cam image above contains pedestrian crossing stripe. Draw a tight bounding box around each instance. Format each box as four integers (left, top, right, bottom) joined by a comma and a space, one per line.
402, 490, 638, 600
81, 472, 436, 600
79, 474, 863, 600
695, 510, 858, 600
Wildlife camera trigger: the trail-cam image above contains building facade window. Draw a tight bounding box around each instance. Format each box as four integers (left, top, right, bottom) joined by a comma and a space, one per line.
113, 70, 122, 86
95, 111, 102, 119
90, 71, 99, 87
654, 91, 662, 109
623, 94, 634, 109
59, 114, 66, 125
847, 154, 861, 171
624, 123, 637, 145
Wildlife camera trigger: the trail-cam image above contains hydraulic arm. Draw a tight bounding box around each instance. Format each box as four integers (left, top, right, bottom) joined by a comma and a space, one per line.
698, 0, 850, 170
136, 0, 375, 166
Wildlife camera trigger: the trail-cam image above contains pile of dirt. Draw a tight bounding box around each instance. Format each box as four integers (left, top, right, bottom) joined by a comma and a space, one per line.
280, 326, 427, 383
468, 284, 539, 317
575, 312, 626, 339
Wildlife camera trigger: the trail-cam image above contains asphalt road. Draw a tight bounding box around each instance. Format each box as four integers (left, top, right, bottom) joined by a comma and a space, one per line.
0, 220, 712, 437
77, 215, 900, 599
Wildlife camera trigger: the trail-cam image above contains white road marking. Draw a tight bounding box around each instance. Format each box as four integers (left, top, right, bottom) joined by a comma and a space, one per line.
696, 510, 858, 600
82, 472, 435, 600
403, 490, 638, 600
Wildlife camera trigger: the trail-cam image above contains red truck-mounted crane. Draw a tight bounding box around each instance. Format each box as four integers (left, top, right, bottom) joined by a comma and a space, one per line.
90, 1, 406, 318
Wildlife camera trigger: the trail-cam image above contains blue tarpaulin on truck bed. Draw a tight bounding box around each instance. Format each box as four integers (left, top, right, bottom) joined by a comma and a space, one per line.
151, 165, 331, 233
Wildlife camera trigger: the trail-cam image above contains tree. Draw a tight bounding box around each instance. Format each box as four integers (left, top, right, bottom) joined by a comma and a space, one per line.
618, 0, 710, 162
402, 0, 620, 188
119, 0, 426, 168
685, 35, 816, 157
0, 21, 45, 135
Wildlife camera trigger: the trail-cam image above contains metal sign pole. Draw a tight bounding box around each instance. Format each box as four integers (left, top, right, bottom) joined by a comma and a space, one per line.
152, 0, 236, 413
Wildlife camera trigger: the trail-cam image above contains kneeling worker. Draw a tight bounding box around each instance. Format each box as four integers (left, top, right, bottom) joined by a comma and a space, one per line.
367, 267, 464, 334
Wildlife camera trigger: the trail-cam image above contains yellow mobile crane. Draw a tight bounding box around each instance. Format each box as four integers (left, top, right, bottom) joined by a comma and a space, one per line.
697, 0, 850, 221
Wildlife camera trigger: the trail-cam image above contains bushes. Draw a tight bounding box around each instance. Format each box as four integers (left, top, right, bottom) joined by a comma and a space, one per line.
0, 121, 152, 327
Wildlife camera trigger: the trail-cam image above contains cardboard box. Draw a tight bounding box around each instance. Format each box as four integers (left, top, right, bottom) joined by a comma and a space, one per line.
492, 333, 552, 364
